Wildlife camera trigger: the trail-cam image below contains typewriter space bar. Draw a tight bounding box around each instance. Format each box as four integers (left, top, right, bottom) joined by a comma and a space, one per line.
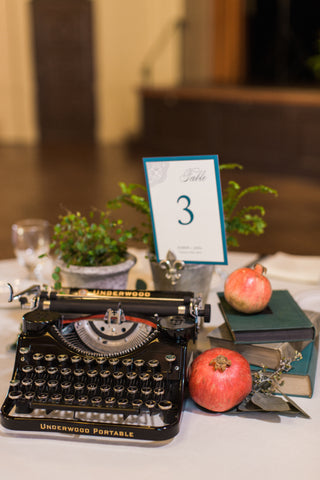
30, 400, 140, 417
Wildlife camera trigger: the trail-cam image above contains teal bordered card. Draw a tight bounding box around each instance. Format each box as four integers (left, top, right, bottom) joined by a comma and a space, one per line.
143, 155, 228, 264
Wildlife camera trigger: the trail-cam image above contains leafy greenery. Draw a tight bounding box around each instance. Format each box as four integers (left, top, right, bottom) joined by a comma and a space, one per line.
50, 208, 136, 268
109, 164, 278, 250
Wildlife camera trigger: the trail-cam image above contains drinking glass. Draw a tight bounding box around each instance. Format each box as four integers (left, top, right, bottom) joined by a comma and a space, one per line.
11, 219, 51, 279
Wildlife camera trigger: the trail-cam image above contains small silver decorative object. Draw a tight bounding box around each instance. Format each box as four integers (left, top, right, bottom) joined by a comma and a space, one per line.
159, 251, 185, 286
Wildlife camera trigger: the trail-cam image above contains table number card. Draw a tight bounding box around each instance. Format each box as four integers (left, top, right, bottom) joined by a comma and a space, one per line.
143, 155, 228, 264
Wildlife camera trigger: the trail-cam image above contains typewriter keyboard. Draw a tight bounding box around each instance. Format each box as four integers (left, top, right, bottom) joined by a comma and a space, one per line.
1, 337, 188, 441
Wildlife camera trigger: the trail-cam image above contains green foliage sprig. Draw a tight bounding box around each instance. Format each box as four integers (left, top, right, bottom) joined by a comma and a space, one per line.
220, 164, 278, 247
50, 208, 136, 268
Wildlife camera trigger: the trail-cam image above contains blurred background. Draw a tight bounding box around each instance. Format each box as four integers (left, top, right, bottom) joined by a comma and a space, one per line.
1, 0, 319, 259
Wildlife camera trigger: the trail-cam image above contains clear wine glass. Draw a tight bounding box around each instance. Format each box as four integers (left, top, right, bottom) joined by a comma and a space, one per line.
11, 219, 51, 280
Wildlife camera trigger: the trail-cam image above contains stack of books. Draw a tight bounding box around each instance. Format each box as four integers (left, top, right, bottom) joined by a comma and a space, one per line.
208, 290, 319, 398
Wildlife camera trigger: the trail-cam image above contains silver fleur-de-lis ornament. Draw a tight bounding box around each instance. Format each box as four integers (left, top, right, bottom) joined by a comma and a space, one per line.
159, 250, 185, 285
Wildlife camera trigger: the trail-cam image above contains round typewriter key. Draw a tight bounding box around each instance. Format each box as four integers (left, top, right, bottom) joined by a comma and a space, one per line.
87, 368, 98, 379
35, 365, 46, 376
77, 395, 88, 405
141, 386, 152, 398
19, 346, 31, 356
22, 365, 33, 374
61, 381, 72, 392
113, 371, 124, 381
74, 382, 85, 393
122, 358, 133, 369
71, 355, 81, 365
165, 354, 176, 363
134, 359, 145, 370
10, 379, 20, 389
108, 358, 119, 368
139, 372, 150, 383
145, 399, 156, 409
37, 393, 48, 402
117, 398, 129, 408
51, 393, 62, 403
126, 371, 137, 382
87, 383, 97, 394
91, 396, 102, 407
127, 386, 138, 397
105, 396, 116, 407
154, 387, 165, 399
47, 379, 59, 391
8, 390, 23, 400
74, 368, 85, 378
22, 377, 33, 389
57, 354, 68, 364
95, 356, 107, 366
100, 385, 111, 395
99, 369, 111, 379
158, 400, 172, 410
147, 359, 159, 370
64, 394, 75, 404
24, 391, 35, 401
47, 366, 58, 377
34, 378, 46, 390
113, 385, 125, 396
153, 373, 164, 383
33, 353, 44, 363
132, 399, 143, 408
45, 353, 56, 363
83, 356, 94, 366
60, 367, 72, 378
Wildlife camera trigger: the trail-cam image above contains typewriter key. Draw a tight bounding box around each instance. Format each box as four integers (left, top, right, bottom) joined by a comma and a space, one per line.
60, 367, 72, 378
122, 358, 133, 369
47, 379, 59, 391
91, 396, 102, 407
147, 359, 159, 371
34, 365, 46, 376
87, 368, 99, 379
83, 356, 95, 366
57, 354, 68, 365
71, 355, 81, 365
99, 369, 111, 380
100, 385, 111, 395
158, 400, 172, 410
139, 372, 150, 383
47, 366, 58, 378
141, 387, 152, 399
113, 371, 124, 381
126, 371, 137, 382
34, 379, 46, 390
153, 373, 164, 383
45, 353, 56, 364
64, 394, 75, 404
108, 358, 119, 369
117, 398, 129, 408
113, 385, 125, 396
9, 379, 20, 389
134, 359, 145, 371
74, 382, 85, 394
105, 396, 116, 407
74, 368, 85, 379
132, 399, 143, 408
24, 391, 35, 401
77, 395, 88, 405
145, 399, 156, 410
33, 353, 44, 364
127, 386, 138, 397
22, 365, 33, 374
8, 390, 23, 400
87, 383, 97, 394
61, 381, 72, 393
153, 387, 165, 399
95, 357, 107, 366
21, 377, 33, 389
19, 346, 31, 356
37, 393, 48, 402
51, 393, 62, 403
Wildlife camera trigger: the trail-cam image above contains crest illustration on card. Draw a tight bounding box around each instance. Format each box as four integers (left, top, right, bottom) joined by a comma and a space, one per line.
143, 155, 228, 265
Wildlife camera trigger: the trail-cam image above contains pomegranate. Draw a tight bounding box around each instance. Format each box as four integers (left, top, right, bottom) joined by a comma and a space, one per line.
224, 263, 272, 314
188, 347, 252, 412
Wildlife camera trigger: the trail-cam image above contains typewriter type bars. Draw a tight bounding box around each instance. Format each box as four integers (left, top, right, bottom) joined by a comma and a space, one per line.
1, 288, 210, 441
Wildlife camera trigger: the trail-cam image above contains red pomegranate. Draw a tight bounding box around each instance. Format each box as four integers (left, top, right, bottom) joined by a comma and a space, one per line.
224, 263, 272, 314
188, 347, 252, 412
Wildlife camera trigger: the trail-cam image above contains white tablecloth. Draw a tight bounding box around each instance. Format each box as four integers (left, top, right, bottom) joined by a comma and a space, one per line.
0, 251, 319, 480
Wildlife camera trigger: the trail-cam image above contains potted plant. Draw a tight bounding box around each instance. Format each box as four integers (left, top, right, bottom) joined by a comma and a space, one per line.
107, 164, 277, 298
50, 207, 137, 290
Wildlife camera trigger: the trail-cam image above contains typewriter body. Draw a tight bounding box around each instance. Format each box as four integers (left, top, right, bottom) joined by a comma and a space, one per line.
1, 286, 210, 442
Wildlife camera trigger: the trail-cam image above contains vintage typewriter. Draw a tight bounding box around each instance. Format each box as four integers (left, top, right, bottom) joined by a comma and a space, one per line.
1, 286, 210, 442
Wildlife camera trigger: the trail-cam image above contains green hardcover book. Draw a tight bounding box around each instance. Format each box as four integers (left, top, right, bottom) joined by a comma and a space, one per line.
218, 290, 315, 344
251, 340, 318, 398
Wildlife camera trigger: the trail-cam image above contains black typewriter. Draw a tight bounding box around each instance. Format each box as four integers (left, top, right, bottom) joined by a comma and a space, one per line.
1, 286, 210, 442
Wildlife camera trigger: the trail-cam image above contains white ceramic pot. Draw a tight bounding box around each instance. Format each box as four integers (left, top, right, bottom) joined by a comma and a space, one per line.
56, 253, 136, 290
